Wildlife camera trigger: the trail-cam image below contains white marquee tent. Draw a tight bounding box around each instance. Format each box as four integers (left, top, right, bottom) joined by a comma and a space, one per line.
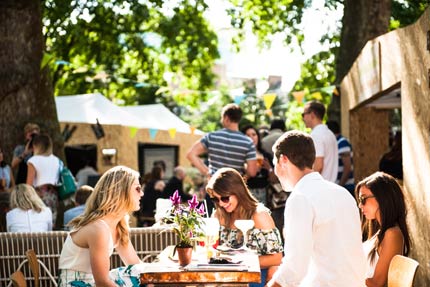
55, 93, 202, 134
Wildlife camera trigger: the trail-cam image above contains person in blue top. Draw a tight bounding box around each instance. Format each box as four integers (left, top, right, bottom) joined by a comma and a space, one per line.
0, 147, 15, 191
327, 120, 355, 196
63, 185, 93, 229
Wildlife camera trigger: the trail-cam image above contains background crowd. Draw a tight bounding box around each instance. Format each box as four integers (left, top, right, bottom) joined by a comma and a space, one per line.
0, 101, 407, 287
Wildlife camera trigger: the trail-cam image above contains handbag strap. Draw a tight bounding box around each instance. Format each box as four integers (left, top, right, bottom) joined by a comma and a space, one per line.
57, 159, 64, 185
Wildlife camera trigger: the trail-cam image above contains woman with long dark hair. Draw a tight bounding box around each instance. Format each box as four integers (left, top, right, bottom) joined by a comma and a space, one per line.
356, 171, 411, 287
241, 125, 273, 205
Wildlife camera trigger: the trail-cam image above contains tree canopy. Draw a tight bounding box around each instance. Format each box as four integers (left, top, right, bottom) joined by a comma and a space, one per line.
43, 0, 219, 106
42, 0, 427, 132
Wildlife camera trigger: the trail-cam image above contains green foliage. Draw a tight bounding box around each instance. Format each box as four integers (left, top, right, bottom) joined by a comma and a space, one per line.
227, 0, 311, 51
43, 0, 219, 105
180, 90, 232, 132
391, 0, 428, 29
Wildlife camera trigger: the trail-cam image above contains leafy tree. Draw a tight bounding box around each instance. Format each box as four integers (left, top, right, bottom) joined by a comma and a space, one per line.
43, 0, 219, 105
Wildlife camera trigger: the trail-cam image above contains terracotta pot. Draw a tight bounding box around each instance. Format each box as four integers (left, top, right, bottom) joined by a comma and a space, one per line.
175, 246, 193, 266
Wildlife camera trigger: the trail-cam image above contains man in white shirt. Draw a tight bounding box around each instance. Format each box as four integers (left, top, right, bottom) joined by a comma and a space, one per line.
302, 101, 338, 182
267, 130, 365, 287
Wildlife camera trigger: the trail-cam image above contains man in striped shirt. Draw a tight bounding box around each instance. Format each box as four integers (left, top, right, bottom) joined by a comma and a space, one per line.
187, 103, 258, 178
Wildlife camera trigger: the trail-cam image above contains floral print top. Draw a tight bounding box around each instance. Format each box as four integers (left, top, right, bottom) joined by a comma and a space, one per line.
219, 225, 283, 255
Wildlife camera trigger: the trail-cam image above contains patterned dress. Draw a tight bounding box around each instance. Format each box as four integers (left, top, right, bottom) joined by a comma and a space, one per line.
219, 226, 283, 255
219, 224, 283, 287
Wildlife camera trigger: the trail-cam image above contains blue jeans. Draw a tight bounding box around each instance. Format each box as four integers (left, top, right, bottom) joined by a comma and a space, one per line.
250, 268, 268, 287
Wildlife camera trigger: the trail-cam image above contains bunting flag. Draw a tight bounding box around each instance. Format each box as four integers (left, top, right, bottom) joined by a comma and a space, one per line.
320, 86, 336, 95
234, 94, 246, 105
244, 114, 255, 122
149, 128, 158, 140
155, 86, 171, 95
129, 127, 138, 138
168, 128, 177, 139
265, 109, 273, 117
333, 87, 339, 96
292, 91, 305, 103
263, 93, 276, 110
189, 126, 196, 135
310, 91, 322, 100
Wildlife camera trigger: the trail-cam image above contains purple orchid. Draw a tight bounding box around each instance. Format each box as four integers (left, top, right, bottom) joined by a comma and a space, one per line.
196, 203, 206, 216
187, 194, 199, 210
170, 190, 181, 206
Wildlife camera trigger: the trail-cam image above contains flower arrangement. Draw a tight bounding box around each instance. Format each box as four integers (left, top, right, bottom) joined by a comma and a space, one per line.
163, 190, 206, 248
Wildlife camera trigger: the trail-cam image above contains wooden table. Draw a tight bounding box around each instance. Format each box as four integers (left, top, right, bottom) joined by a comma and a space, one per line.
140, 245, 261, 287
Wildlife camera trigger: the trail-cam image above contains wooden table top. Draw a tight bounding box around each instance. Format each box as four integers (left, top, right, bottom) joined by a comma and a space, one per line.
140, 245, 261, 286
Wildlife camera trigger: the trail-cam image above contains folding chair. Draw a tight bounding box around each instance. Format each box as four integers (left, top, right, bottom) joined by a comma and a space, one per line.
387, 255, 419, 287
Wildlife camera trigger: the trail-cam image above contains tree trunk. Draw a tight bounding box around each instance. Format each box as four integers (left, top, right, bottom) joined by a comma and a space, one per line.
329, 0, 391, 122
0, 0, 63, 164
336, 0, 392, 83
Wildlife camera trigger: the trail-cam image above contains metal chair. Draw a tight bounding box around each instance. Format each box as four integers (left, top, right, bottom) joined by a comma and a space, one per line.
10, 271, 27, 287
387, 255, 419, 287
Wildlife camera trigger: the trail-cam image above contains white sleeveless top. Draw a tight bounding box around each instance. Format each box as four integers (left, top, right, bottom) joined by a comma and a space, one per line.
363, 233, 379, 278
59, 220, 114, 273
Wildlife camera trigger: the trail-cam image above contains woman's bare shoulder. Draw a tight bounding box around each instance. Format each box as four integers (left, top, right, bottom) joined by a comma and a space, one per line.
380, 226, 404, 250
71, 220, 110, 247
252, 208, 275, 229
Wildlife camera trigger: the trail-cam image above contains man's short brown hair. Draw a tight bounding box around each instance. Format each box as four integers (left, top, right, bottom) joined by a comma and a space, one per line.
273, 130, 315, 170
304, 101, 325, 120
75, 185, 93, 205
221, 103, 242, 123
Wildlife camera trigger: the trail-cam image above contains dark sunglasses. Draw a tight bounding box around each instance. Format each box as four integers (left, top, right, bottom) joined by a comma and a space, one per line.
301, 111, 311, 118
210, 196, 230, 204
358, 195, 375, 205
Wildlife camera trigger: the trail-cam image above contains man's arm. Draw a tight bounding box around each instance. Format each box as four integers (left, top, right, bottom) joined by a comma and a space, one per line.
313, 156, 324, 173
186, 141, 209, 176
339, 152, 352, 186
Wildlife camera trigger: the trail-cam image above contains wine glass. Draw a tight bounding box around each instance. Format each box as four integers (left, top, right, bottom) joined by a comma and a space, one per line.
234, 219, 254, 251
202, 218, 220, 261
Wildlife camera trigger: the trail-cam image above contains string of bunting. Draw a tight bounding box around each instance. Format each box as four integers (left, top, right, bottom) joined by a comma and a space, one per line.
53, 59, 338, 140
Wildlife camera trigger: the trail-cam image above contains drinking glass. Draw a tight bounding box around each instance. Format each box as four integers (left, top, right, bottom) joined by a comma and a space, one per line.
202, 218, 220, 261
234, 219, 254, 251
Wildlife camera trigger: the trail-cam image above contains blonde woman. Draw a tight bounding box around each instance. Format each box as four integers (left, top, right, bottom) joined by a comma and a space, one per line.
26, 134, 60, 225
6, 184, 53, 232
206, 168, 283, 287
58, 166, 144, 287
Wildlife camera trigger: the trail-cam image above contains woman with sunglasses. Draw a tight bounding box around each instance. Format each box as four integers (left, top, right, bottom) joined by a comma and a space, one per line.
356, 171, 411, 287
206, 168, 283, 287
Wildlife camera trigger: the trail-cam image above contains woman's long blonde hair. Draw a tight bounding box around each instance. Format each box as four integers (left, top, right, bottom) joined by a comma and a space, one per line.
206, 168, 258, 227
10, 184, 46, 212
69, 165, 140, 246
